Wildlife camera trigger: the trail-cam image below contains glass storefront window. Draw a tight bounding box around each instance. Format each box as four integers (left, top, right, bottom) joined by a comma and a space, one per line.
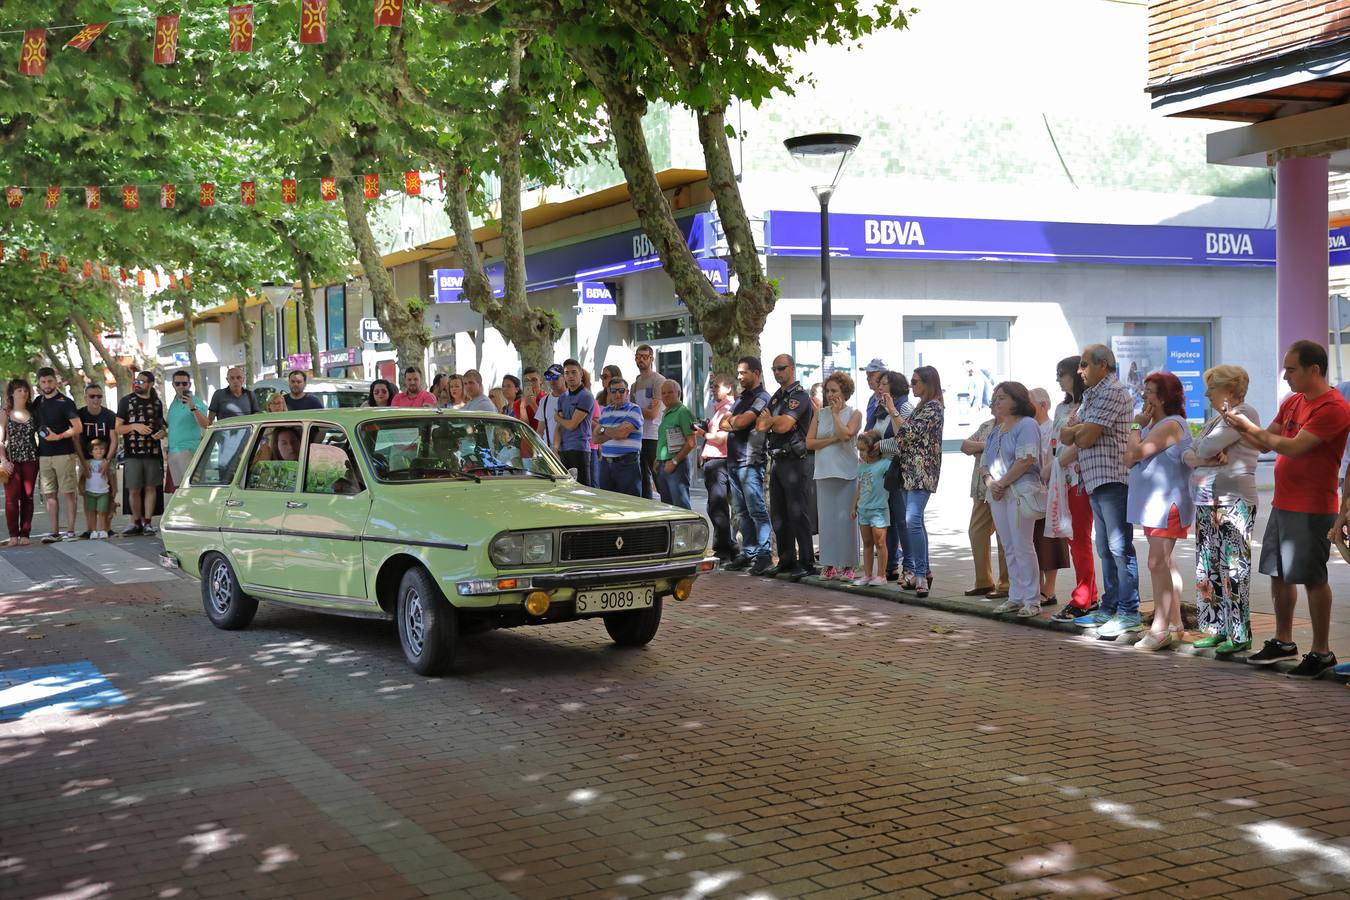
634, 317, 693, 341
902, 318, 1011, 440
791, 317, 858, 389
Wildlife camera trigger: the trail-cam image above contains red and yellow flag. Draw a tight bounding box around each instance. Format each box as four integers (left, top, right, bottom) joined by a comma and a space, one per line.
100, 264, 111, 283
374, 0, 404, 28
19, 29, 47, 77
168, 272, 177, 288
320, 176, 337, 201
281, 179, 298, 204
155, 15, 180, 65
119, 267, 129, 282
82, 260, 93, 278
228, 5, 254, 52
65, 23, 108, 52
6, 187, 23, 208
240, 181, 256, 206
300, 0, 328, 44
85, 186, 101, 209
137, 270, 147, 287
122, 185, 140, 210
19, 248, 29, 263
0, 243, 5, 261
160, 184, 176, 208
45, 186, 59, 209
182, 274, 193, 291
58, 256, 69, 274
363, 173, 380, 198
39, 252, 49, 270
403, 171, 421, 196
200, 183, 216, 207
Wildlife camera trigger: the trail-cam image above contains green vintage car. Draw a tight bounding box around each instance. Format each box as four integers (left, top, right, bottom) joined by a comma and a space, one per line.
159, 408, 714, 675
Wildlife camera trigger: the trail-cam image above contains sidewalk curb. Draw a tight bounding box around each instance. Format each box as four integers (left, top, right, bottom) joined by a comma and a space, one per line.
721, 569, 1350, 686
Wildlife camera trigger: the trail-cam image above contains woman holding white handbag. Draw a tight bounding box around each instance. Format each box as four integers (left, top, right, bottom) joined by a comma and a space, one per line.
981, 382, 1047, 617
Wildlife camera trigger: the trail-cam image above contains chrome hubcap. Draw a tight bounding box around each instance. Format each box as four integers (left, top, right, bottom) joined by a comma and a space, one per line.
209, 562, 232, 615
404, 588, 425, 656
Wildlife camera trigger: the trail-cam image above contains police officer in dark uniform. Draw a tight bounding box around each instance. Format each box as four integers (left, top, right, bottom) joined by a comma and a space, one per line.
759, 354, 815, 579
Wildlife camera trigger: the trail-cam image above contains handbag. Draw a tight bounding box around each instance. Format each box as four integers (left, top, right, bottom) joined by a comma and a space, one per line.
1045, 453, 1073, 537
882, 455, 904, 492
1010, 479, 1048, 520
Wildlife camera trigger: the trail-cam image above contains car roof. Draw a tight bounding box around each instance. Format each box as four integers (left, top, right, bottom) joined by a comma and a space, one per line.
209, 407, 519, 427
251, 377, 368, 391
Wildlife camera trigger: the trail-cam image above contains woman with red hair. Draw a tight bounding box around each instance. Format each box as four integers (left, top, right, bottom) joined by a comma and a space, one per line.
1124, 371, 1193, 650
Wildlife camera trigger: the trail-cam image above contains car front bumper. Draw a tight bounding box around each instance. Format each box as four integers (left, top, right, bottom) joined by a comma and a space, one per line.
456, 556, 718, 597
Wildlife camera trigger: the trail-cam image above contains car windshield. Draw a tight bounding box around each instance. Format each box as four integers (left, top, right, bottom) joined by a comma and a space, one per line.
358, 415, 567, 482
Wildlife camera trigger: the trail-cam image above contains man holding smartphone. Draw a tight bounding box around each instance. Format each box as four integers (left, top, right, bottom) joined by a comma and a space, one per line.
166, 369, 209, 489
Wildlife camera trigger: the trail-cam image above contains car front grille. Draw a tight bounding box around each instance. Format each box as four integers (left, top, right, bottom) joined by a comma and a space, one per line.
560, 525, 669, 562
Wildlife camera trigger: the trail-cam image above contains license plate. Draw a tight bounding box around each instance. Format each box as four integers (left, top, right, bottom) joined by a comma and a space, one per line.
575, 586, 654, 614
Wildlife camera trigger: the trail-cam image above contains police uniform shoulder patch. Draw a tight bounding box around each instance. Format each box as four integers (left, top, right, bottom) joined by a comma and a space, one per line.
788, 399, 799, 410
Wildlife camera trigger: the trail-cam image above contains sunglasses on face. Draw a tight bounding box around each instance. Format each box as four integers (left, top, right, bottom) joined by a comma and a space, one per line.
771, 365, 789, 372
173, 381, 189, 387
87, 393, 103, 399
609, 387, 628, 394
133, 380, 146, 386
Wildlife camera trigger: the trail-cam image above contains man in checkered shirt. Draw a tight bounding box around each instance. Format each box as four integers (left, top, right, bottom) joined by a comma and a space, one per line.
1059, 343, 1140, 639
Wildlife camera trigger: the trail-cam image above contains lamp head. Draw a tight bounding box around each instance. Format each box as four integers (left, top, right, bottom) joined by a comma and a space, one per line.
783, 132, 861, 200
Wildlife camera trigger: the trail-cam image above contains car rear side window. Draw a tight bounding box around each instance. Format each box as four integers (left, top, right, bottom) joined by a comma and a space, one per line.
243, 425, 303, 492
190, 427, 251, 487
304, 425, 365, 495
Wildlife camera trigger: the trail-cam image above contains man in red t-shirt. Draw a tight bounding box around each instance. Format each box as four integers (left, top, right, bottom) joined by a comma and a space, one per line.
392, 366, 437, 408
1225, 340, 1350, 678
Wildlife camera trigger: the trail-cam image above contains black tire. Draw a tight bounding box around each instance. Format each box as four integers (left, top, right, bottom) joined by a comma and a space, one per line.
396, 567, 459, 676
603, 597, 663, 647
200, 553, 258, 630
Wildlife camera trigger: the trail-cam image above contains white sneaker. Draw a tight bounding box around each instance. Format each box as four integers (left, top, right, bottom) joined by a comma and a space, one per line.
850, 575, 871, 586
95, 531, 108, 539
61, 531, 80, 542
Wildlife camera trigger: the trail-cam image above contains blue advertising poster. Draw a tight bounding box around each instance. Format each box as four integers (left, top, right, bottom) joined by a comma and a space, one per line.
1166, 336, 1206, 421
433, 266, 505, 302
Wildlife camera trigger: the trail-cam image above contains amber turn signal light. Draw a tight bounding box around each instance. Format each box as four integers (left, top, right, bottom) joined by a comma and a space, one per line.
673, 578, 694, 601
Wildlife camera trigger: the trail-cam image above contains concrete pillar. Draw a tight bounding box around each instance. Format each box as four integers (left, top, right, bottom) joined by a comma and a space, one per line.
1276, 155, 1330, 354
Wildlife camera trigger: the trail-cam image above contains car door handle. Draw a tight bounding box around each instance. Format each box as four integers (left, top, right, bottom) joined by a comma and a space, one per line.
225, 499, 244, 508
286, 501, 307, 509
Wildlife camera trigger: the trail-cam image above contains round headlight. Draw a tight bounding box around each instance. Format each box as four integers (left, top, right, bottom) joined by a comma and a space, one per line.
490, 533, 524, 567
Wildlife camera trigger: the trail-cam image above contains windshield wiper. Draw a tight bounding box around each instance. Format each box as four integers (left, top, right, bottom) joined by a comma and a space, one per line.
477, 464, 556, 482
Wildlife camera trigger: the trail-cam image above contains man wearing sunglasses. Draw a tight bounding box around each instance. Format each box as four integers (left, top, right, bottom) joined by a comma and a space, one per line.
166, 370, 209, 490
77, 382, 119, 539
115, 370, 167, 536
33, 366, 83, 543
594, 378, 644, 497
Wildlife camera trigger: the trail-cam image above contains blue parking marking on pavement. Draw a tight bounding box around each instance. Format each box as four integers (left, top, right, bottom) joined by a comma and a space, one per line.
0, 661, 128, 720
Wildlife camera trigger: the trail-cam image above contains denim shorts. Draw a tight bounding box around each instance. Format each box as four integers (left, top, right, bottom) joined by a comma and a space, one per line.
857, 509, 890, 529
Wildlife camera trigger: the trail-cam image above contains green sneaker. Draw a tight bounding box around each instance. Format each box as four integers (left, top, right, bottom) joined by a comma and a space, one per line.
1192, 634, 1228, 649
1214, 639, 1251, 655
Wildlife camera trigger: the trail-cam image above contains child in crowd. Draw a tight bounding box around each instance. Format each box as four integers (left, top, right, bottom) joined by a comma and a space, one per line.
82, 437, 116, 539
852, 431, 892, 586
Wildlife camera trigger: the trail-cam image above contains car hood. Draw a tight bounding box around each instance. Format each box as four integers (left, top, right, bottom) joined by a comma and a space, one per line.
364, 478, 697, 545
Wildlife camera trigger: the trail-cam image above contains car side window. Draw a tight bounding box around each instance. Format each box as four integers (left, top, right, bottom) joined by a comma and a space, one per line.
304, 425, 365, 495
190, 427, 251, 486
244, 424, 303, 492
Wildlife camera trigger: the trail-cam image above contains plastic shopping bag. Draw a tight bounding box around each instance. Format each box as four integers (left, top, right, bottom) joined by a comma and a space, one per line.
1045, 454, 1073, 538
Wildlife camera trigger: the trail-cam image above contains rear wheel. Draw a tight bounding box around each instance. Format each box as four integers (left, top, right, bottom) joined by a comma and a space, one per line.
396, 567, 459, 676
201, 553, 258, 630
603, 597, 663, 647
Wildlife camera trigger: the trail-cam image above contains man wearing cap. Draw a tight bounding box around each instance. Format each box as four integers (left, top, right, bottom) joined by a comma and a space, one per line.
863, 359, 890, 432
536, 364, 566, 449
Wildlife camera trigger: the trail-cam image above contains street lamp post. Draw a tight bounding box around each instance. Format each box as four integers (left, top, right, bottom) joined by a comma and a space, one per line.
260, 280, 293, 370
783, 133, 860, 374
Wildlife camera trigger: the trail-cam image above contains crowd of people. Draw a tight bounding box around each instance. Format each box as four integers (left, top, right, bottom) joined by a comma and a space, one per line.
5, 338, 1350, 680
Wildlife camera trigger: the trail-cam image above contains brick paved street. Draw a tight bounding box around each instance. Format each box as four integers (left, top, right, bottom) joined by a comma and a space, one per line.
3, 571, 1350, 899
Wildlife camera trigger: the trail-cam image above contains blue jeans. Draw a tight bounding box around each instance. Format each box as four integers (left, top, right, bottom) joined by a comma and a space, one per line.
886, 487, 907, 575
598, 454, 643, 497
1088, 481, 1139, 616
730, 464, 772, 560
657, 458, 692, 509
903, 489, 932, 577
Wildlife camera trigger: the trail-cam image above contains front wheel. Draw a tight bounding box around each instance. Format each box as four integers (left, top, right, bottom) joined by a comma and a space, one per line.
201, 553, 258, 630
603, 597, 663, 647
396, 567, 459, 676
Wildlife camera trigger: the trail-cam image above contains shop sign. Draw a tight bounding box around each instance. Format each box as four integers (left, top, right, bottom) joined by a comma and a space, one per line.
1331, 226, 1350, 267
318, 347, 358, 369
287, 352, 312, 372
765, 210, 1279, 269
432, 266, 505, 303
359, 317, 387, 344
158, 351, 191, 367
575, 281, 616, 315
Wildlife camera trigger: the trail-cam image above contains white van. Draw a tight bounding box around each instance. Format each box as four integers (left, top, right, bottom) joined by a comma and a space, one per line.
251, 377, 370, 410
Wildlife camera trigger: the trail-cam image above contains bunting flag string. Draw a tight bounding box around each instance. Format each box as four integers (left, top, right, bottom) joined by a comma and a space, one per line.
6, 1, 410, 78
0, 245, 203, 294
4, 169, 447, 209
